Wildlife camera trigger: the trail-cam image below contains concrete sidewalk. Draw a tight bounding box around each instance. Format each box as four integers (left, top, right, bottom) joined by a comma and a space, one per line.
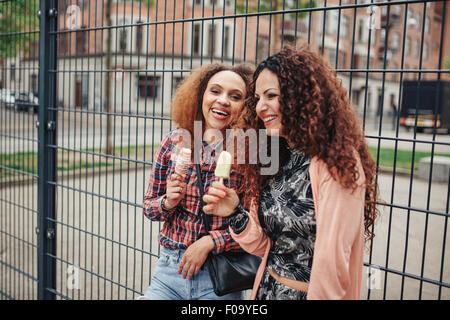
1, 167, 449, 300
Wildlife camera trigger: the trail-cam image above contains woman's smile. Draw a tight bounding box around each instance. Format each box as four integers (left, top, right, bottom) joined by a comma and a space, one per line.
202, 70, 246, 132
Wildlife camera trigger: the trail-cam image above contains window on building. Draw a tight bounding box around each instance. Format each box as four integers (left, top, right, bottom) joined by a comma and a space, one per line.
10, 63, 15, 82
138, 75, 160, 99
76, 28, 87, 54
425, 17, 430, 33
352, 54, 361, 69
58, 30, 68, 56
193, 23, 201, 56
328, 49, 337, 68
414, 39, 419, 57
391, 32, 399, 51
223, 25, 230, 58
257, 36, 269, 64
357, 19, 365, 42
171, 76, 183, 95
136, 22, 143, 53
339, 50, 347, 69
207, 23, 218, 57
119, 27, 127, 53
405, 36, 411, 55
407, 9, 414, 26
423, 42, 428, 60
341, 16, 348, 39
326, 11, 339, 35
31, 74, 38, 95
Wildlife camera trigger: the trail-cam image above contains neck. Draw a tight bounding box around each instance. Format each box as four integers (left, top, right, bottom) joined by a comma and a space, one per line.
203, 128, 225, 145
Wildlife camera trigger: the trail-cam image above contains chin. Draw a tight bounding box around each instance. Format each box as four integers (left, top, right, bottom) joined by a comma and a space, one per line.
265, 128, 281, 136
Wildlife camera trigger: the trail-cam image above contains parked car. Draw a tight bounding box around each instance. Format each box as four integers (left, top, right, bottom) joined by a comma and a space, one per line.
0, 89, 16, 108
14, 91, 39, 112
400, 80, 450, 133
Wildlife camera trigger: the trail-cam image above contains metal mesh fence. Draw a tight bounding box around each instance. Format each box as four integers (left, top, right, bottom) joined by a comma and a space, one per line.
0, 0, 449, 300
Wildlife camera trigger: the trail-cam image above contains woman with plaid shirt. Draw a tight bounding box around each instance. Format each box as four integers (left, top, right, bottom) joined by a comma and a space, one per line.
139, 63, 253, 300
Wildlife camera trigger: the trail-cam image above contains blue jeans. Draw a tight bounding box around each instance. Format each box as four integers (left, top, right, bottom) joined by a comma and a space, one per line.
139, 247, 244, 300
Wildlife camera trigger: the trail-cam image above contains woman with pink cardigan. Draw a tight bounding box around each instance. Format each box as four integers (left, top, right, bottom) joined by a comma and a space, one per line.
202, 47, 379, 300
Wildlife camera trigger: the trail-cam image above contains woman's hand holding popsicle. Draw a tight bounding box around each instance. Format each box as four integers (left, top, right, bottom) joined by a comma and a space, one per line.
202, 181, 239, 217
203, 151, 239, 217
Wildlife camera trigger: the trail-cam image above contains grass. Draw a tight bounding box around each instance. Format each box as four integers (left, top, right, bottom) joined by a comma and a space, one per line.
0, 145, 156, 180
1, 146, 449, 180
368, 147, 450, 171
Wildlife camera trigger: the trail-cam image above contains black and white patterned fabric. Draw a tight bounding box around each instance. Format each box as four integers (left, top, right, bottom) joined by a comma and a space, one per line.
228, 145, 316, 300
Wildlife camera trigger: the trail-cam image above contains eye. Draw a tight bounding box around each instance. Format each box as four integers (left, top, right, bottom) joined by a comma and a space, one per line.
230, 94, 242, 100
268, 93, 278, 99
211, 88, 220, 94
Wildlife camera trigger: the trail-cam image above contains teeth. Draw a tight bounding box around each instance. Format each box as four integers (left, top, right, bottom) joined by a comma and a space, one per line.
212, 108, 229, 116
263, 116, 277, 122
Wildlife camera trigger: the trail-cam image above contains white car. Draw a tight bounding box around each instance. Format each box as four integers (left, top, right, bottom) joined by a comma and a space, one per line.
0, 89, 16, 108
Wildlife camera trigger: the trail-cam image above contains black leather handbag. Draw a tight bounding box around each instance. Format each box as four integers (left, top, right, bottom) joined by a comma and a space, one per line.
195, 162, 261, 296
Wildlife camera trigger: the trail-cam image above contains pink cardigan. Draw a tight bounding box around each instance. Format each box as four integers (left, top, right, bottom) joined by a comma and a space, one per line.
231, 156, 366, 300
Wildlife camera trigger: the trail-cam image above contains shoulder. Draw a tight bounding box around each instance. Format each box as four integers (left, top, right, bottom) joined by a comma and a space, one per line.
310, 155, 366, 197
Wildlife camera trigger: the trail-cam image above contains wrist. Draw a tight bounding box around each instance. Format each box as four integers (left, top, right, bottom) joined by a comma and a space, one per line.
201, 235, 215, 252
162, 196, 175, 211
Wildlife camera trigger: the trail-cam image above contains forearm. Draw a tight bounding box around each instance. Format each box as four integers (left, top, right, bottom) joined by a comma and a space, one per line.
143, 194, 175, 221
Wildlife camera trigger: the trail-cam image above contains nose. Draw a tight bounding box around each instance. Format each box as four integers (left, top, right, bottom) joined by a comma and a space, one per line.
217, 94, 230, 106
255, 97, 267, 115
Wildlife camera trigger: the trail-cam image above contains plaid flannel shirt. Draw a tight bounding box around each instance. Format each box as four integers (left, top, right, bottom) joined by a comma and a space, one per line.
143, 129, 243, 254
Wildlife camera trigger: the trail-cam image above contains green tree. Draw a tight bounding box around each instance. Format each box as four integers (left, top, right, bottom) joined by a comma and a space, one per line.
0, 0, 39, 86
236, 0, 315, 53
444, 55, 450, 70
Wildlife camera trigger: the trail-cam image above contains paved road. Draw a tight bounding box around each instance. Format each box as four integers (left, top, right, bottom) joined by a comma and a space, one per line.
1, 108, 450, 154
0, 166, 449, 300
1, 107, 449, 300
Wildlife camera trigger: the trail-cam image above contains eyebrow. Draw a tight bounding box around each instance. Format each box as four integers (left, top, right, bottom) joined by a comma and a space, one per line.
210, 83, 244, 94
255, 88, 279, 95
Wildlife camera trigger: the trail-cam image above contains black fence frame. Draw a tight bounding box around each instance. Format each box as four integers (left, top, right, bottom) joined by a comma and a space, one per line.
0, 0, 449, 300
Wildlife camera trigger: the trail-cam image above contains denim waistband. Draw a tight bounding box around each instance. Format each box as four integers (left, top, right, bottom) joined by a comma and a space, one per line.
160, 246, 186, 263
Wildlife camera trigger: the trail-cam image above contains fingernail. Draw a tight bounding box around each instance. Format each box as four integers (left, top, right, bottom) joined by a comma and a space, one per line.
213, 196, 219, 202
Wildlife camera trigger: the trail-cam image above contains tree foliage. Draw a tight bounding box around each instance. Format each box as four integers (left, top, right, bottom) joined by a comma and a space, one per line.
236, 0, 316, 19
0, 0, 40, 59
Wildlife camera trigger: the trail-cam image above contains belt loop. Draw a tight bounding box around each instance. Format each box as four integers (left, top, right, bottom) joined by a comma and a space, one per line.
176, 249, 184, 263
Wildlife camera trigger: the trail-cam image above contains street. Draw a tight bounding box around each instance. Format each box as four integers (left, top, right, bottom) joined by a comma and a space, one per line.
1, 107, 449, 300
0, 162, 449, 300
1, 108, 450, 154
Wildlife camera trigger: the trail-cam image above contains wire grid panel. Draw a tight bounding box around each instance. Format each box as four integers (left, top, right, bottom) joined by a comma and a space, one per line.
0, 0, 40, 300
1, 0, 449, 300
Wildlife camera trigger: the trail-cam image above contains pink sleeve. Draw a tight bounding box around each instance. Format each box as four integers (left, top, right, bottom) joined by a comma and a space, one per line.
307, 161, 365, 300
229, 200, 271, 258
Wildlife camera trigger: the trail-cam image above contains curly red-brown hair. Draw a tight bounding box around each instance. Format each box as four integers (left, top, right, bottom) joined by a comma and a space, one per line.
236, 46, 379, 242
171, 63, 254, 144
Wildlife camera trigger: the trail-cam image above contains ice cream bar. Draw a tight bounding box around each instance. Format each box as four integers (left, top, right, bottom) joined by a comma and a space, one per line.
214, 151, 232, 180
175, 148, 191, 177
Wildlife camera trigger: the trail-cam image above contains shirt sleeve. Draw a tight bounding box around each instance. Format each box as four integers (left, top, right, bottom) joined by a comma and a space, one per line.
208, 227, 241, 254
307, 164, 365, 300
229, 199, 272, 258
142, 133, 176, 221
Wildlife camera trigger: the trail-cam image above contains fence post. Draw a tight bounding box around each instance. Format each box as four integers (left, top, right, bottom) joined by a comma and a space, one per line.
37, 0, 58, 300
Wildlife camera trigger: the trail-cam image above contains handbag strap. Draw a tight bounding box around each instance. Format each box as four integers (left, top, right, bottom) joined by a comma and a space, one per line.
194, 153, 212, 233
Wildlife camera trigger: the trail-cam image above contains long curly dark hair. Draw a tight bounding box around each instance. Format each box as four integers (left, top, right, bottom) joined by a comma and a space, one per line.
235, 46, 379, 242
